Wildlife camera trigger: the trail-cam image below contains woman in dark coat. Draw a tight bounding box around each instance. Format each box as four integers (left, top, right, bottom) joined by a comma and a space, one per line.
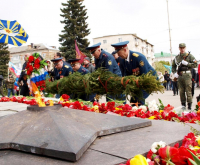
19, 73, 29, 96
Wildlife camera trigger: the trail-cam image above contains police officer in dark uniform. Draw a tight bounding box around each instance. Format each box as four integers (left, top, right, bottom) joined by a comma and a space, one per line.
68, 59, 92, 101
51, 58, 73, 98
111, 41, 156, 105
86, 43, 122, 77
51, 58, 73, 80
68, 59, 89, 75
112, 51, 125, 77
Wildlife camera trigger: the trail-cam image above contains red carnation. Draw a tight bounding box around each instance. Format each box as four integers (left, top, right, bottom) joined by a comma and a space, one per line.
28, 65, 33, 72
62, 94, 70, 100
27, 70, 31, 75
28, 56, 34, 63
35, 58, 40, 64
34, 63, 40, 69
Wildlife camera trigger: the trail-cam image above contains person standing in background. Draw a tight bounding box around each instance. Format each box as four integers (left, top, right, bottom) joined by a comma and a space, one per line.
191, 68, 197, 97
0, 75, 5, 97
164, 71, 170, 90
170, 72, 178, 96
5, 74, 15, 97
83, 57, 95, 73
172, 43, 197, 110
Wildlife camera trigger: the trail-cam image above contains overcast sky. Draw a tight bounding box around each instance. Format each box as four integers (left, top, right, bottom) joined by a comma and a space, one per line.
1, 0, 200, 60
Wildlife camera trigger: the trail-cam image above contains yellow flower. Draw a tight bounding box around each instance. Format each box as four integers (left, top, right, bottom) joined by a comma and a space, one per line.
115, 107, 122, 111
196, 136, 200, 146
59, 97, 64, 102
148, 116, 155, 120
130, 155, 148, 165
192, 146, 200, 151
160, 110, 164, 112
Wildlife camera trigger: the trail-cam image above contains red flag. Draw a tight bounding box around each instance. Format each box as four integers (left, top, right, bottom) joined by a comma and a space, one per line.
75, 40, 87, 64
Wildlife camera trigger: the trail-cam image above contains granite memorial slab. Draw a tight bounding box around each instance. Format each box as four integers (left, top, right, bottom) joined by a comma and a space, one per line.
0, 105, 151, 162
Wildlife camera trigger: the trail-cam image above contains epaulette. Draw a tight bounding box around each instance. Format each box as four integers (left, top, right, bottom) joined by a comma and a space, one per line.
103, 54, 108, 57
65, 65, 69, 68
132, 53, 139, 57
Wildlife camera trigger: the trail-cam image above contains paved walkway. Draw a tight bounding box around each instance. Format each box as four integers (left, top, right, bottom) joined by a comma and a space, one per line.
146, 88, 200, 110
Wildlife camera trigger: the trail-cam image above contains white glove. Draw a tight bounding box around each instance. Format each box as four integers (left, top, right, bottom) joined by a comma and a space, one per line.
182, 60, 188, 66
174, 73, 179, 78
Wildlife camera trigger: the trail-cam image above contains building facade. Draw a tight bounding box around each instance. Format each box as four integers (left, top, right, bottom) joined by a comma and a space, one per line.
93, 34, 155, 65
154, 52, 176, 64
8, 43, 59, 68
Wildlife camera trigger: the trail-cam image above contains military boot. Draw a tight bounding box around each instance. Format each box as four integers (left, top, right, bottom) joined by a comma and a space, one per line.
181, 103, 186, 110
188, 103, 192, 110
181, 103, 186, 107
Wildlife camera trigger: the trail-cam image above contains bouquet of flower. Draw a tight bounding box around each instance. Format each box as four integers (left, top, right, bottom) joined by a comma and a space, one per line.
25, 53, 47, 76
25, 53, 48, 91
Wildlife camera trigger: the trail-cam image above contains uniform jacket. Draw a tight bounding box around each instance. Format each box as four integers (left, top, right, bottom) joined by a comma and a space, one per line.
172, 53, 197, 73
120, 50, 156, 77
77, 66, 89, 75
116, 57, 125, 77
95, 49, 122, 77
54, 64, 73, 80
6, 77, 15, 89
84, 63, 95, 73
120, 50, 156, 100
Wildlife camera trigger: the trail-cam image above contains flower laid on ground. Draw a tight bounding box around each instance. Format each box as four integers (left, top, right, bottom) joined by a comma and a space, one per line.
120, 154, 148, 165
122, 132, 200, 165
1, 95, 200, 125
150, 141, 166, 153
147, 100, 159, 112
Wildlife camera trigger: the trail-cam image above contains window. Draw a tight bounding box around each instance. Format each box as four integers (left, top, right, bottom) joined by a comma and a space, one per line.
11, 55, 20, 61
103, 40, 107, 44
118, 38, 122, 42
135, 38, 138, 42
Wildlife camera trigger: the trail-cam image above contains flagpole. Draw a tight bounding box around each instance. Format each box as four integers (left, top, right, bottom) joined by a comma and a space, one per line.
166, 0, 173, 64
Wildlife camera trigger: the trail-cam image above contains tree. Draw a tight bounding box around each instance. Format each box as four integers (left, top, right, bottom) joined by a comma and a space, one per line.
0, 43, 9, 77
154, 61, 168, 75
59, 0, 90, 60
159, 61, 170, 66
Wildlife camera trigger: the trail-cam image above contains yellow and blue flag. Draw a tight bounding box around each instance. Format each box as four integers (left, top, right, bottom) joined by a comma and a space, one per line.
0, 20, 28, 46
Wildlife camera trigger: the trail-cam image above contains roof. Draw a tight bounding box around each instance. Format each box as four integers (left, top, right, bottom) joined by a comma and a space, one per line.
8, 43, 58, 54
154, 52, 176, 58
93, 33, 154, 46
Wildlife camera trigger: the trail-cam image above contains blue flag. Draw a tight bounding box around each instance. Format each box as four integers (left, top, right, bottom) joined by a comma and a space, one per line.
164, 65, 172, 74
0, 20, 28, 46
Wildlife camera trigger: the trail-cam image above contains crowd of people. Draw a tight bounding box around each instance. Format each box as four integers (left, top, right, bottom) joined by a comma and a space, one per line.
0, 42, 199, 110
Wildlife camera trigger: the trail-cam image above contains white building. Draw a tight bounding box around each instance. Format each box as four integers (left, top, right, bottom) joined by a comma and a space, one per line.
93, 34, 155, 65
8, 43, 58, 68
154, 52, 176, 64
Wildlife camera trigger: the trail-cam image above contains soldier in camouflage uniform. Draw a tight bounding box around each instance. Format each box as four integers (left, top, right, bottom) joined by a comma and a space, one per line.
172, 43, 197, 110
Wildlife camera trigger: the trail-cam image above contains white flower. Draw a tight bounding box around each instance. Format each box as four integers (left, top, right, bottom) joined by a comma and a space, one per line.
132, 106, 138, 111
148, 100, 159, 112
151, 141, 166, 153
139, 105, 147, 113
146, 158, 151, 162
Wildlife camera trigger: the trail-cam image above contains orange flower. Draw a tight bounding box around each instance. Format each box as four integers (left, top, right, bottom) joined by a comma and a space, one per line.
198, 101, 200, 107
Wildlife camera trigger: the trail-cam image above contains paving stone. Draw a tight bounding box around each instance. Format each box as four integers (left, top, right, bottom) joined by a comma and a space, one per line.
90, 120, 200, 160
0, 106, 151, 162
0, 111, 17, 117
0, 149, 126, 165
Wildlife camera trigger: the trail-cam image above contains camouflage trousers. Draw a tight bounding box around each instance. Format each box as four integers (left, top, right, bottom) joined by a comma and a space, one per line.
0, 86, 4, 97
178, 73, 192, 103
